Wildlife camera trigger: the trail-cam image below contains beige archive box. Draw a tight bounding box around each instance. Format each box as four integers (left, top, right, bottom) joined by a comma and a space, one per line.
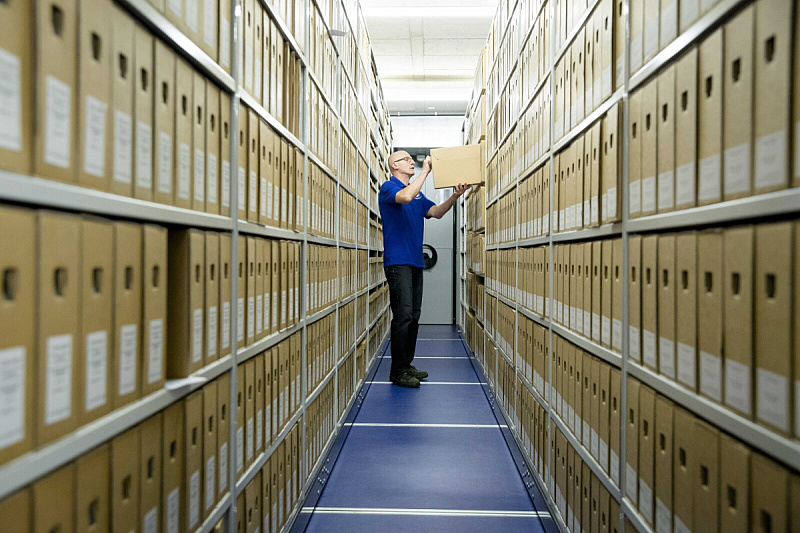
640, 79, 658, 216
719, 434, 749, 532
192, 72, 207, 212
641, 235, 658, 372
206, 232, 221, 365
654, 396, 674, 532
77, 0, 112, 190
245, 358, 255, 469
217, 372, 231, 502
142, 224, 168, 395
256, 239, 265, 341
0, 207, 35, 465
78, 218, 114, 427
247, 237, 257, 345
76, 443, 110, 532
255, 353, 265, 457
237, 103, 247, 220
237, 236, 247, 349
259, 122, 272, 225
697, 230, 723, 403
33, 464, 75, 533
672, 406, 695, 533
219, 0, 232, 73
751, 454, 789, 533
112, 427, 140, 533
38, 212, 80, 445
185, 391, 204, 531
675, 48, 698, 209
657, 66, 676, 213
638, 384, 655, 527
206, 84, 220, 214
175, 59, 194, 209
625, 377, 640, 504
133, 26, 154, 201
675, 232, 697, 390
162, 401, 185, 533
628, 235, 642, 364
153, 40, 176, 205
657, 234, 676, 381
140, 413, 162, 532
723, 226, 753, 416
248, 109, 259, 222
114, 222, 143, 408
694, 420, 720, 533
236, 362, 245, 476
203, 381, 218, 518
167, 229, 206, 378
0, 0, 33, 175
430, 144, 486, 189
109, 7, 135, 196
220, 91, 232, 216
220, 234, 232, 357
697, 29, 723, 206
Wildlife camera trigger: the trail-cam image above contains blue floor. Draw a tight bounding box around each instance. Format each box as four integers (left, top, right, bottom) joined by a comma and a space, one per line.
300, 325, 556, 533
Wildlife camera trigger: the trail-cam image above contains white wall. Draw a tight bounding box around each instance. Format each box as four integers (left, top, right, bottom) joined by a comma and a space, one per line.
390, 115, 465, 149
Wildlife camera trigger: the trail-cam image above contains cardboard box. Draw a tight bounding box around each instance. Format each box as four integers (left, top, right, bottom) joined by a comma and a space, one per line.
236, 362, 245, 476
216, 372, 230, 502
243, 0, 254, 94
672, 406, 694, 533
140, 413, 162, 532
750, 454, 788, 532
697, 29, 723, 205
245, 359, 255, 469
38, 212, 80, 445
723, 7, 754, 201
641, 79, 658, 215
601, 241, 612, 348
722, 226, 753, 416
246, 472, 261, 533
167, 229, 205, 377
600, 0, 613, 100
598, 361, 610, 473
590, 356, 601, 462
676, 232, 697, 390
753, 0, 791, 193
0, 208, 35, 465
247, 237, 257, 344
656, 67, 676, 213
152, 40, 176, 204
719, 434, 749, 532
219, 234, 232, 357
247, 109, 259, 221
205, 233, 220, 365
142, 225, 167, 395
611, 239, 623, 353
35, 0, 78, 182
590, 241, 601, 343
592, 7, 604, 110
175, 59, 194, 209
219, 0, 231, 73
78, 0, 112, 190
0, 489, 31, 533
220, 92, 231, 216
693, 420, 719, 533
255, 353, 265, 457
255, 240, 265, 340
132, 27, 154, 201
184, 392, 203, 531
206, 85, 220, 215
641, 235, 658, 371
609, 368, 621, 485
754, 222, 792, 435
0, 0, 33, 175
112, 427, 140, 533
271, 240, 280, 334
629, 90, 642, 217
657, 234, 676, 381
280, 241, 288, 330
630, 0, 643, 72
192, 72, 207, 212
261, 455, 271, 533
279, 140, 288, 228
654, 396, 673, 533
638, 384, 655, 526
697, 230, 723, 403
33, 464, 74, 533
76, 443, 110, 532
202, 381, 218, 517
674, 48, 698, 209
259, 123, 271, 225
271, 348, 279, 442
581, 461, 592, 533
628, 236, 642, 364
237, 236, 246, 348
275, 41, 284, 124
591, 472, 600, 533
108, 7, 136, 196
430, 144, 486, 189
114, 222, 142, 409
642, 0, 658, 62
269, 22, 279, 118
236, 103, 247, 220
201, 0, 219, 60
162, 401, 185, 533
796, 222, 800, 439
262, 241, 271, 341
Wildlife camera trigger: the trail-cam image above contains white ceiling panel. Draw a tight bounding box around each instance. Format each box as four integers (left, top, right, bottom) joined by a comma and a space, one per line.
362, 0, 496, 8
423, 56, 478, 70
422, 18, 491, 38
372, 39, 414, 56
364, 18, 411, 37
423, 38, 486, 56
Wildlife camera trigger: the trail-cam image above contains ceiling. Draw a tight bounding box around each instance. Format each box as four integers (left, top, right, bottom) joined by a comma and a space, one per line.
361, 0, 495, 115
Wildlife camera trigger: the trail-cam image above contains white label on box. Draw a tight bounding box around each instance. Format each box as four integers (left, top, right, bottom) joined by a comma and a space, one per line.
0, 346, 25, 449
644, 19, 659, 59
144, 507, 158, 533
256, 295, 263, 335
602, 192, 608, 221
626, 463, 638, 499
590, 196, 599, 224
629, 326, 641, 362
594, 79, 602, 108
724, 143, 750, 195
592, 313, 601, 342
643, 329, 657, 368
44, 76, 72, 168
267, 182, 274, 220
194, 148, 205, 202
642, 175, 657, 212
610, 449, 620, 484
148, 319, 163, 384
698, 154, 721, 201
591, 429, 599, 458
203, 0, 216, 47
249, 170, 257, 212
543, 213, 549, 234
83, 95, 107, 177
222, 301, 230, 350
584, 310, 591, 337
247, 296, 254, 339
659, 337, 675, 379
600, 439, 609, 471
631, 36, 643, 72
218, 442, 228, 495
244, 40, 253, 90
222, 160, 231, 208
0, 49, 22, 151
700, 350, 722, 402
189, 469, 200, 528
237, 298, 244, 342
246, 416, 254, 460
656, 497, 671, 533
208, 306, 218, 357
256, 408, 263, 449
660, 1, 678, 46
45, 334, 72, 425
185, 0, 198, 32
260, 177, 267, 217
612, 318, 623, 351
616, 54, 625, 89
756, 368, 789, 431
602, 316, 611, 346
281, 290, 287, 323
282, 189, 288, 222
658, 170, 674, 210
178, 142, 191, 199
119, 324, 137, 396
236, 426, 244, 472
221, 17, 230, 68
273, 184, 280, 222
608, 186, 618, 219
724, 359, 751, 415
570, 305, 577, 329
114, 110, 134, 185
755, 130, 787, 189
136, 121, 153, 189
238, 167, 246, 209
207, 152, 217, 204
205, 456, 215, 511
639, 479, 654, 523
675, 162, 695, 206
168, 0, 181, 16
193, 308, 203, 363
677, 342, 696, 388
156, 131, 172, 193
167, 487, 179, 533
602, 67, 612, 97
680, 0, 699, 30
85, 330, 108, 412
272, 293, 278, 329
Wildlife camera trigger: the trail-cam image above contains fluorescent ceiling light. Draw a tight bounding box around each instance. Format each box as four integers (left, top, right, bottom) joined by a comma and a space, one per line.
362, 6, 494, 17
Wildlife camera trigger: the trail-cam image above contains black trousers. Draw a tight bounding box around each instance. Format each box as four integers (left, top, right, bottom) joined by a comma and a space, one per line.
385, 265, 424, 377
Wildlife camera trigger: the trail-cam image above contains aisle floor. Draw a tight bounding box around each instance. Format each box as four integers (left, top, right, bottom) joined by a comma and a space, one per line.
300, 325, 558, 533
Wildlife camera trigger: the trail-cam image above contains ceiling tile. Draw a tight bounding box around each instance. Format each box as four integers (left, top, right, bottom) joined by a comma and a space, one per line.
423, 56, 479, 70
423, 38, 486, 56
371, 39, 413, 56
422, 18, 491, 38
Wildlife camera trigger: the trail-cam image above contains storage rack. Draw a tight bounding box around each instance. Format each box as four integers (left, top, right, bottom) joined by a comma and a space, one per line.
458, 0, 800, 531
0, 0, 393, 531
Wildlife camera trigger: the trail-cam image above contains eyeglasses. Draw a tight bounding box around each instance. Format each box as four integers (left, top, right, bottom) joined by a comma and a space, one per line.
393, 156, 414, 164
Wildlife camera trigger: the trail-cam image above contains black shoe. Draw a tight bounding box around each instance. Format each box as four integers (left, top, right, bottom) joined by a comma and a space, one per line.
409, 366, 428, 380
390, 371, 420, 388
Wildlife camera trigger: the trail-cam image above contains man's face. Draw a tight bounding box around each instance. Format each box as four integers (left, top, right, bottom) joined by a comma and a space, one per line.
392, 152, 415, 173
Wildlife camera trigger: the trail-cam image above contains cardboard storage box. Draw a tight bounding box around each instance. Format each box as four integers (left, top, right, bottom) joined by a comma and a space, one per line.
167, 229, 205, 378
430, 144, 486, 189
114, 222, 143, 409
140, 413, 162, 531
142, 225, 168, 395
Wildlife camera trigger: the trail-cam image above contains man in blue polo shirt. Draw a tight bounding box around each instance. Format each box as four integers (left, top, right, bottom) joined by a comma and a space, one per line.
379, 150, 470, 387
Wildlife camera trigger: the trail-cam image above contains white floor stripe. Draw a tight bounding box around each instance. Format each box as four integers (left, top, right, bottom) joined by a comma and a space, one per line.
369, 381, 486, 385
301, 507, 550, 518
379, 356, 466, 359
417, 338, 463, 341
345, 422, 507, 428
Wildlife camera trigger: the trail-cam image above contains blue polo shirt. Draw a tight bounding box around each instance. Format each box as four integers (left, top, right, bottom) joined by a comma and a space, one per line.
379, 176, 437, 268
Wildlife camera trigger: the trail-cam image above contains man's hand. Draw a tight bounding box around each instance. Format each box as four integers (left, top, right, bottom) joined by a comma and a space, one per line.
453, 183, 472, 197
422, 155, 432, 173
